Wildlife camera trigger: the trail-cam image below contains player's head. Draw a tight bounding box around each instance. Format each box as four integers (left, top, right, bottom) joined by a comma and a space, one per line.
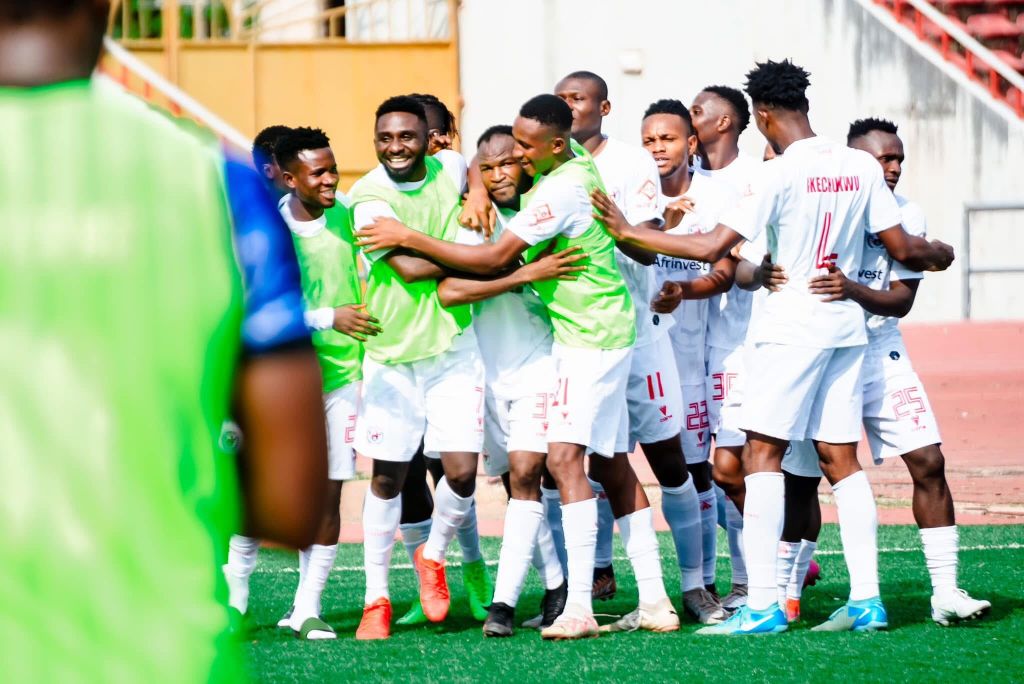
409, 93, 458, 155
744, 59, 811, 154
0, 0, 110, 86
848, 117, 903, 191
252, 125, 294, 193
689, 85, 750, 147
374, 95, 430, 182
641, 99, 697, 179
476, 125, 530, 210
275, 127, 338, 210
554, 70, 610, 141
512, 94, 574, 177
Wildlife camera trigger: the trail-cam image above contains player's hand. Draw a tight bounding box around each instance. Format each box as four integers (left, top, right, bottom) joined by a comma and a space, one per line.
591, 189, 633, 241
651, 280, 684, 313
459, 189, 496, 237
520, 245, 588, 282
332, 304, 382, 341
356, 217, 413, 252
808, 264, 852, 302
759, 252, 788, 292
927, 239, 955, 271
663, 197, 695, 230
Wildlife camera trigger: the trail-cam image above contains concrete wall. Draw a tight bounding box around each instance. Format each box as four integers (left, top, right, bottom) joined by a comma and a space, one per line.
458, 0, 1024, 322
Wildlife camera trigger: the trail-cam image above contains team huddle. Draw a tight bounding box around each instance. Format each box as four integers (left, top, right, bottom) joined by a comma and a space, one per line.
222, 59, 991, 641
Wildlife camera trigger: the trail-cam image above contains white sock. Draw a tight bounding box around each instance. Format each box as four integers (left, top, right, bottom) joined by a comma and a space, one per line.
920, 525, 959, 598
660, 479, 703, 592
590, 478, 615, 568
423, 477, 473, 562
833, 470, 880, 601
293, 547, 311, 606
363, 489, 401, 603
561, 498, 598, 613
399, 518, 431, 572
698, 489, 718, 586
776, 541, 799, 607
726, 498, 748, 585
531, 516, 566, 590
788, 539, 817, 600
292, 544, 337, 626
493, 499, 544, 607
224, 534, 260, 613
743, 472, 785, 611
541, 487, 568, 574
456, 501, 483, 564
618, 507, 668, 604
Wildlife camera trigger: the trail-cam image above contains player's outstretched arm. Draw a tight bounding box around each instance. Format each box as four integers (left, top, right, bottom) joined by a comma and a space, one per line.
735, 253, 788, 292
876, 225, 954, 272
359, 217, 527, 275
438, 245, 587, 306
809, 266, 919, 317
592, 189, 742, 263
235, 347, 327, 548
385, 250, 447, 283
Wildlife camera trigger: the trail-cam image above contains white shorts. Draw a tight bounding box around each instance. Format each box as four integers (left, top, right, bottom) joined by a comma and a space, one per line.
482, 355, 555, 477
325, 382, 360, 480
741, 343, 865, 443
862, 336, 942, 464
706, 344, 746, 449
781, 439, 823, 478
624, 336, 684, 451
547, 343, 631, 457
681, 381, 711, 465
355, 332, 485, 462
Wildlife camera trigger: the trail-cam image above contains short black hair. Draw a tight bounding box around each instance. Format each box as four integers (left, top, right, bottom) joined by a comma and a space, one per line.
252, 125, 293, 167
847, 117, 899, 144
519, 94, 573, 134
409, 93, 458, 138
1, 0, 82, 21
560, 70, 609, 100
701, 85, 750, 132
477, 124, 514, 149
375, 95, 428, 126
643, 99, 692, 130
273, 127, 331, 170
744, 59, 811, 112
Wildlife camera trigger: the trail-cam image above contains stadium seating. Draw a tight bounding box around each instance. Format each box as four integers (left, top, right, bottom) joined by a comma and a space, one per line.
876, 1, 1024, 116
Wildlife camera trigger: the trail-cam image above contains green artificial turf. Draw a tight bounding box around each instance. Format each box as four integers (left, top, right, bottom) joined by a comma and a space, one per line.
243, 524, 1023, 683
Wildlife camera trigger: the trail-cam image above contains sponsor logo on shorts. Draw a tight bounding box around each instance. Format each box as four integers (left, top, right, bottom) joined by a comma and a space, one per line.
658, 405, 673, 423
366, 428, 384, 444
889, 350, 900, 361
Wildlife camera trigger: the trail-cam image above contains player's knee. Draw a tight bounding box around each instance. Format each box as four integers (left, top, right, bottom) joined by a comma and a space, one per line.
712, 462, 743, 492
687, 461, 713, 491
371, 474, 402, 499
903, 445, 946, 487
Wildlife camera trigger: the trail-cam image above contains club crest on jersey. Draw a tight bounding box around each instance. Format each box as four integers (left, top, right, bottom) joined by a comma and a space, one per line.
866, 233, 885, 250
528, 203, 555, 226
638, 179, 657, 201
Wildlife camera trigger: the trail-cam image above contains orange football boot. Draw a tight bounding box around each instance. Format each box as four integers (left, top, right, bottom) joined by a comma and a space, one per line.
414, 545, 450, 622
355, 597, 393, 640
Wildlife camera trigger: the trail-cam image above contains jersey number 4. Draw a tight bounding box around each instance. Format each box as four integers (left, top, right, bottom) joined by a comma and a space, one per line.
815, 211, 839, 269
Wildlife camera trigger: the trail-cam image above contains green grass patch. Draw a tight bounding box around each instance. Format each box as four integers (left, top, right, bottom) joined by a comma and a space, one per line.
244, 524, 1023, 682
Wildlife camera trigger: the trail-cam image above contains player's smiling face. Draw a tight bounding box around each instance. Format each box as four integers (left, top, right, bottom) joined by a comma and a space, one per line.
478, 135, 528, 209
554, 77, 608, 139
375, 111, 429, 182
851, 130, 905, 192
285, 147, 339, 209
642, 113, 696, 179
512, 116, 564, 177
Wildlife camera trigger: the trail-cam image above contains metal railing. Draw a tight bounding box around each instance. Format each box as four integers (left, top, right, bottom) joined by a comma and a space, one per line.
874, 0, 1024, 117
107, 0, 453, 43
961, 201, 1024, 319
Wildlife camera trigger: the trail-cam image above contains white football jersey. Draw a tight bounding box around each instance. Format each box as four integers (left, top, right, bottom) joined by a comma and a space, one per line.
655, 172, 734, 384
695, 155, 761, 351
859, 194, 926, 343
593, 137, 665, 347
466, 207, 554, 397
723, 136, 903, 349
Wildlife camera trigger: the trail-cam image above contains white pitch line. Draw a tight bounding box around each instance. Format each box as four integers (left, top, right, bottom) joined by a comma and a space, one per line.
252, 542, 1023, 574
